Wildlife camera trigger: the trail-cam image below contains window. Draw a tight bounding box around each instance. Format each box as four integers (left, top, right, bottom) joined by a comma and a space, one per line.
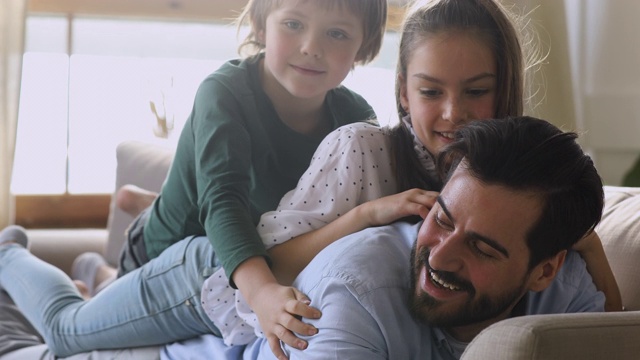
14, 3, 401, 228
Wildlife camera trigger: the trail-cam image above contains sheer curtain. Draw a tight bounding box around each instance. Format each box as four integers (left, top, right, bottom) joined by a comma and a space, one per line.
0, 0, 27, 229
505, 0, 577, 129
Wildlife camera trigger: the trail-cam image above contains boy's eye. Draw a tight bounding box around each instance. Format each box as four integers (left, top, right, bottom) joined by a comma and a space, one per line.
328, 29, 348, 40
284, 20, 302, 30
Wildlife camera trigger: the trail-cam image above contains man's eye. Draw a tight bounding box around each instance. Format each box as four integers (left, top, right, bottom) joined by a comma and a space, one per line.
435, 215, 452, 230
471, 240, 496, 259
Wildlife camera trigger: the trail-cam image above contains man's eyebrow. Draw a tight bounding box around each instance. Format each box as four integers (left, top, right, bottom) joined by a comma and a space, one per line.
436, 195, 509, 258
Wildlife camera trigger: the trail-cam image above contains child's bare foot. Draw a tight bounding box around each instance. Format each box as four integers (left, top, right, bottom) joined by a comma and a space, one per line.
73, 280, 92, 300
116, 184, 158, 217
71, 252, 116, 298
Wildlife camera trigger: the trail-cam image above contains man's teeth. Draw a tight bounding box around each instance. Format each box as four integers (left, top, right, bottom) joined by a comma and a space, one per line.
430, 270, 461, 291
441, 132, 455, 139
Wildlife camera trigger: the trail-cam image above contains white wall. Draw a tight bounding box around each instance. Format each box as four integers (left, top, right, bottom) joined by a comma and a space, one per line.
565, 0, 640, 185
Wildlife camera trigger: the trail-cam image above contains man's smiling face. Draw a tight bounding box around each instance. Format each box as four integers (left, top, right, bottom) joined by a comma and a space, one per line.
409, 163, 545, 340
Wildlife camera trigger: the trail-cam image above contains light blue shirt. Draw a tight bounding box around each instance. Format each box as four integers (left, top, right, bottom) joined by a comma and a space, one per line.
162, 222, 605, 360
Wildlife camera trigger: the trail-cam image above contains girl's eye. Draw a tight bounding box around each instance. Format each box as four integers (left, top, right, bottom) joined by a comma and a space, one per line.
284, 20, 302, 30
419, 88, 441, 98
466, 88, 490, 97
328, 29, 348, 40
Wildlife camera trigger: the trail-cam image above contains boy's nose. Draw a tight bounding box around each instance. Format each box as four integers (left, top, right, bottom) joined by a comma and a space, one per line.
301, 34, 323, 58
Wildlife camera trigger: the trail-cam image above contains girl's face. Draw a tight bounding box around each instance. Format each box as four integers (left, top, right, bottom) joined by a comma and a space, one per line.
399, 31, 497, 157
259, 0, 364, 103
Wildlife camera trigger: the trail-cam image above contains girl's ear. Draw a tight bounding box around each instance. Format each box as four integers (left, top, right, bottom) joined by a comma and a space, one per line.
398, 73, 410, 113
527, 250, 567, 292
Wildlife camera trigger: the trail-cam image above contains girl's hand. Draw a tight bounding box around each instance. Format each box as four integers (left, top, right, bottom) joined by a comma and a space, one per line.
573, 231, 623, 312
249, 282, 321, 360
361, 189, 438, 227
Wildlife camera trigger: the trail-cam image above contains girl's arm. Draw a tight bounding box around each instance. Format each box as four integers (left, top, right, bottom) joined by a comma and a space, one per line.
268, 189, 436, 285
573, 231, 623, 311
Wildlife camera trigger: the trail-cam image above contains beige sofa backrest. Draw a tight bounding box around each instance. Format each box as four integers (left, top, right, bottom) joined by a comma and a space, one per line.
105, 141, 174, 267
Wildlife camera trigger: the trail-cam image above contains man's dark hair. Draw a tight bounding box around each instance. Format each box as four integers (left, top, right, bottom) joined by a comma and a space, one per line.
437, 116, 604, 269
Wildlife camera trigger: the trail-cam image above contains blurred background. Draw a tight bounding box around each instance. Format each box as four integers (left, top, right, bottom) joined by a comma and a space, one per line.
1, 0, 638, 230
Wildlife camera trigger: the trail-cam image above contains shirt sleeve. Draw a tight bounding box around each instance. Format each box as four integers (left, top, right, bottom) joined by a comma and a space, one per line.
257, 123, 394, 249
191, 76, 269, 280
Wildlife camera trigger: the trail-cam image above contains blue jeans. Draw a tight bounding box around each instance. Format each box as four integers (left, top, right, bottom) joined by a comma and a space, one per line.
0, 236, 221, 357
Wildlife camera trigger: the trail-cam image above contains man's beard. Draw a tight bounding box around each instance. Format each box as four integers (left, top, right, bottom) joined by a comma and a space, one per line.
409, 242, 527, 328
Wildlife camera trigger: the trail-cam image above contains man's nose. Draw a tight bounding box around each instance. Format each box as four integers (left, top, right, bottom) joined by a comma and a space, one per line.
428, 232, 465, 273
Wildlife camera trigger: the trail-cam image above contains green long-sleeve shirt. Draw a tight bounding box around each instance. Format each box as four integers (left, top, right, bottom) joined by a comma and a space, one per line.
143, 54, 375, 283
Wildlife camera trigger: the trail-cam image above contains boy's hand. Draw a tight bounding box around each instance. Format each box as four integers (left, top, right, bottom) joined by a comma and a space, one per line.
249, 282, 321, 360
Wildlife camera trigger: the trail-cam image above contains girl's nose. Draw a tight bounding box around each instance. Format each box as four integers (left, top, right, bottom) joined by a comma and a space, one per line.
442, 98, 466, 125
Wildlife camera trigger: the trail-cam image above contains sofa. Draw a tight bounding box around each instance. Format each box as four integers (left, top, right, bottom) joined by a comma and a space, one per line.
28, 140, 640, 359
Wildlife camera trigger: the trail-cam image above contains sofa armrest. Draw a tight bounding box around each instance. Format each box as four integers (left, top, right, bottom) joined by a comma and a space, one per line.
28, 229, 107, 275
461, 311, 640, 360
598, 186, 640, 311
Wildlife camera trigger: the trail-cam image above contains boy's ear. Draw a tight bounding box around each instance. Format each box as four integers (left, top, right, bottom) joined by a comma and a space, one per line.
256, 28, 265, 44
527, 250, 567, 292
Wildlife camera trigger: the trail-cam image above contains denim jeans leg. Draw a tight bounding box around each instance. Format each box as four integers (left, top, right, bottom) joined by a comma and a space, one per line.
0, 237, 220, 358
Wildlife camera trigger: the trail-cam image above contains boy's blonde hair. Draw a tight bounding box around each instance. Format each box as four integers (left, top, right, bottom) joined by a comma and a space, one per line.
236, 0, 387, 66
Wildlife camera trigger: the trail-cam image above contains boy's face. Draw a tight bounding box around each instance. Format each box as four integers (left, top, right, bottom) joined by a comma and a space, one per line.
409, 165, 551, 340
399, 31, 497, 158
259, 0, 364, 102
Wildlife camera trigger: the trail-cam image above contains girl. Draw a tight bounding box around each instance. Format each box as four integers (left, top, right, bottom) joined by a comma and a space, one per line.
0, 0, 387, 359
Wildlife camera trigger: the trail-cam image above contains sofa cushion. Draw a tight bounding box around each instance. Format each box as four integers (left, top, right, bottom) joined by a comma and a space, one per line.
104, 141, 174, 266
597, 186, 640, 311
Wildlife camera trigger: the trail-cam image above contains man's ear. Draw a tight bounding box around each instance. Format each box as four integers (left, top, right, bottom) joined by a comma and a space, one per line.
527, 250, 567, 292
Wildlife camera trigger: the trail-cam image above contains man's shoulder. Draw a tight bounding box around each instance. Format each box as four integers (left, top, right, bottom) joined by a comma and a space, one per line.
284, 222, 443, 360
294, 221, 419, 294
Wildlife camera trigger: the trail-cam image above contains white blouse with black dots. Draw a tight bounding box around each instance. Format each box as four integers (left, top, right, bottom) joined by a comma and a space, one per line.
200, 122, 428, 346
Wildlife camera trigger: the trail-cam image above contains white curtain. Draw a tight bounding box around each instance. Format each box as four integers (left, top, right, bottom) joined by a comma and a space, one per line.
0, 0, 27, 229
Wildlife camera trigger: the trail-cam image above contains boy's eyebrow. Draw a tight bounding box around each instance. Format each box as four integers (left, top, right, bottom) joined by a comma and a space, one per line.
436, 195, 509, 258
413, 72, 497, 85
279, 9, 359, 29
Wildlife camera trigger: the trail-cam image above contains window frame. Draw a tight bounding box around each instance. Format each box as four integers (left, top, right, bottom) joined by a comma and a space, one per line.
16, 0, 405, 229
